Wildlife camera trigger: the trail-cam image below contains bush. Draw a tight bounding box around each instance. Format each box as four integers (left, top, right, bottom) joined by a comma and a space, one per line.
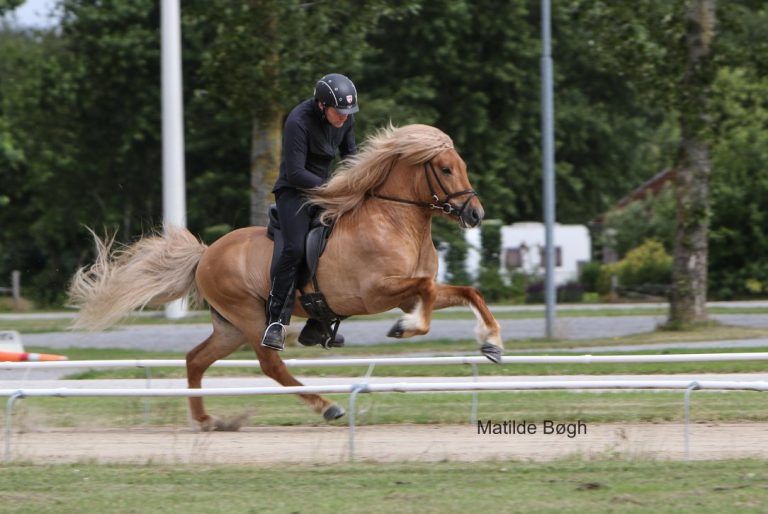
619, 239, 672, 288
432, 217, 470, 284
477, 219, 507, 301
478, 268, 509, 303
710, 261, 768, 300
579, 261, 602, 292
596, 239, 672, 297
600, 184, 676, 257
596, 262, 621, 296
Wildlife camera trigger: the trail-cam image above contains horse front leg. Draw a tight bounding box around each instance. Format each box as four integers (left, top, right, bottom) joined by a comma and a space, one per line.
432, 284, 503, 363
228, 309, 344, 422
380, 277, 437, 339
253, 344, 345, 421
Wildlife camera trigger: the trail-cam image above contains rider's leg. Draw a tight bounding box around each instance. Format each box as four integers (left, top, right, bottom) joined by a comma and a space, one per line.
262, 188, 310, 351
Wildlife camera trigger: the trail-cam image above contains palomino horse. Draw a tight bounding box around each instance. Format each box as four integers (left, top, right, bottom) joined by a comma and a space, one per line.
68, 124, 503, 431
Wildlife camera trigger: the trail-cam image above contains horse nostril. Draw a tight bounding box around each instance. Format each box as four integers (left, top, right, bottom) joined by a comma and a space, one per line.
471, 208, 482, 226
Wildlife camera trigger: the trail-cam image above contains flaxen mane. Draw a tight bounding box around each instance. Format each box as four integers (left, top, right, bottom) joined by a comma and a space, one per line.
307, 124, 454, 224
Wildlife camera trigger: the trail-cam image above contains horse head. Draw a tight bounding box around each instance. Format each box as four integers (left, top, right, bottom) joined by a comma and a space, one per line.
422, 146, 485, 228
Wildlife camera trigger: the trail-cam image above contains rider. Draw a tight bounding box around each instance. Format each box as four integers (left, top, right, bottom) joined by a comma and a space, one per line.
261, 73, 359, 351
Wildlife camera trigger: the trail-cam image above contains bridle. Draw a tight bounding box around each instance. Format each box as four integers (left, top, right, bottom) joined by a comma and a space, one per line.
369, 160, 478, 226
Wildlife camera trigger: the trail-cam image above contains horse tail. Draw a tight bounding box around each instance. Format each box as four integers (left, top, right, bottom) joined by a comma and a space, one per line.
68, 225, 207, 331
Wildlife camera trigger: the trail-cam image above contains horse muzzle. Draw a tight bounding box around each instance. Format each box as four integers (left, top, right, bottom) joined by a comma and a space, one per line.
460, 204, 484, 228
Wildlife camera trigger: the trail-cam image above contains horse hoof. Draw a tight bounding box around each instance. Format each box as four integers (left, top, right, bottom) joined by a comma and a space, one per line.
213, 412, 251, 432
193, 415, 217, 432
481, 343, 502, 364
323, 405, 346, 421
387, 320, 405, 338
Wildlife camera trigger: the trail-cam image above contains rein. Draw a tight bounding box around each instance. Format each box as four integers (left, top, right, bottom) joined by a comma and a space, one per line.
369, 161, 477, 224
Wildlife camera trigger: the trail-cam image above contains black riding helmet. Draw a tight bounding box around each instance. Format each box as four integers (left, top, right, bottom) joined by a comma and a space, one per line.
314, 73, 359, 115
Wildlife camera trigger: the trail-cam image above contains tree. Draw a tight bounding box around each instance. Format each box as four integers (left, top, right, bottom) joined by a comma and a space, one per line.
198, 1, 414, 226
578, 0, 717, 327
0, 1, 252, 303
667, 0, 716, 325
362, 0, 669, 225
0, 0, 23, 16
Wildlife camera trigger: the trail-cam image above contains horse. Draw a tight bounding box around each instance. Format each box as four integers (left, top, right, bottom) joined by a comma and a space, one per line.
68, 123, 503, 431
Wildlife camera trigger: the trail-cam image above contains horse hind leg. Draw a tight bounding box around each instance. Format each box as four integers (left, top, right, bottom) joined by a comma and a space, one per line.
186, 309, 250, 431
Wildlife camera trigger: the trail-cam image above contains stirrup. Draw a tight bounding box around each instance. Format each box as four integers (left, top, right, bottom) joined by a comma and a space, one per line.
261, 322, 287, 351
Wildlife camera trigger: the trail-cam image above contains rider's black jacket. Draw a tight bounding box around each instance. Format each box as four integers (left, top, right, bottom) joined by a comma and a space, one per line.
272, 99, 356, 193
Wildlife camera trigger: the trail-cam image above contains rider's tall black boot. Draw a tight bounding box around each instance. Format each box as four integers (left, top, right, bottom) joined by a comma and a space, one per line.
261, 272, 296, 351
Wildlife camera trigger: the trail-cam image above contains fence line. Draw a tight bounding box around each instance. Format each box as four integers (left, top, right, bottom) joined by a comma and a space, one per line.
3, 378, 768, 462
4, 353, 768, 461
3, 352, 768, 371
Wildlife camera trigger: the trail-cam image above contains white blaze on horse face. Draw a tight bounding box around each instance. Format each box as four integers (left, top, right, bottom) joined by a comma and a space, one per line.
400, 299, 429, 335
470, 304, 503, 348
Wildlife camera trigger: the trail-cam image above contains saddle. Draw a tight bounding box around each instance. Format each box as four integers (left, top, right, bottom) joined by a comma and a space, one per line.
266, 205, 345, 347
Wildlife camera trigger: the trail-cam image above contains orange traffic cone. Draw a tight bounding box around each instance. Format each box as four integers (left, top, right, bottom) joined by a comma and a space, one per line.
0, 351, 68, 362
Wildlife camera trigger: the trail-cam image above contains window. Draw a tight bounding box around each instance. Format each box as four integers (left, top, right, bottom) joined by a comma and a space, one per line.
539, 246, 562, 267
505, 248, 523, 268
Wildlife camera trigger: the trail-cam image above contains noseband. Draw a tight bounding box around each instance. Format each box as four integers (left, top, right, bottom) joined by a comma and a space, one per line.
370, 161, 478, 225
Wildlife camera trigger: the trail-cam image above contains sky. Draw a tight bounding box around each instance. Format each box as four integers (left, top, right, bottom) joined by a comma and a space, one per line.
5, 0, 60, 28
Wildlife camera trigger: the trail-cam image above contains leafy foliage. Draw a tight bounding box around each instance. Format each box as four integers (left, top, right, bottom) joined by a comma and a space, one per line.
709, 65, 768, 298
600, 184, 677, 257
1, 0, 767, 306
597, 240, 672, 296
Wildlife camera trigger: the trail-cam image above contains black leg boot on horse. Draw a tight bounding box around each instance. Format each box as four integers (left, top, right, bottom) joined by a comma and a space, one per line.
298, 319, 345, 348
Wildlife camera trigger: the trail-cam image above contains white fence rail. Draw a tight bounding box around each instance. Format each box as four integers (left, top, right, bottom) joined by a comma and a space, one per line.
3, 352, 768, 371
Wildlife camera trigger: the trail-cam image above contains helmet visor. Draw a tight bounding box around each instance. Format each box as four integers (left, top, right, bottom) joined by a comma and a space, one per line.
333, 104, 359, 115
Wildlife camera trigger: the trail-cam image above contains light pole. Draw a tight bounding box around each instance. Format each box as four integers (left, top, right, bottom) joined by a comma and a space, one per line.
161, 0, 187, 319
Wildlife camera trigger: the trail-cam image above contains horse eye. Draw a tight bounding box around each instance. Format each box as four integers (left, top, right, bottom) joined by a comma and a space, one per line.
441, 167, 452, 175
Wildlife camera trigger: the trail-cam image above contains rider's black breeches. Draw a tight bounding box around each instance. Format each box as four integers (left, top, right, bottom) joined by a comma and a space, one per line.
267, 187, 312, 324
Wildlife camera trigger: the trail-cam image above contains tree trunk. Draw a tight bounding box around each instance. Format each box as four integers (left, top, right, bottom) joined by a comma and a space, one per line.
249, 111, 283, 227
668, 0, 716, 326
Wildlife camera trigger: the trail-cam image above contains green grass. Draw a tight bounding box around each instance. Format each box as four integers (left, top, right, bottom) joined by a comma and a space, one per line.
3, 304, 768, 332
11, 389, 768, 429
1, 459, 767, 513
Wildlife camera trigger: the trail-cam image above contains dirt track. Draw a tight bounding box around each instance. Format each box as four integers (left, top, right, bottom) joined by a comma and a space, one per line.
6, 422, 768, 464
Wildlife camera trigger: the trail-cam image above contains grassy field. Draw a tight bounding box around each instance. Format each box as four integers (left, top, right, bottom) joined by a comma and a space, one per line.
11, 389, 768, 429
2, 304, 768, 332
4, 312, 768, 511
1, 459, 767, 513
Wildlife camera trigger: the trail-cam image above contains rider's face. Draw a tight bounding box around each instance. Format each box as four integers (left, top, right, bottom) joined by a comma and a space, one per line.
323, 106, 348, 128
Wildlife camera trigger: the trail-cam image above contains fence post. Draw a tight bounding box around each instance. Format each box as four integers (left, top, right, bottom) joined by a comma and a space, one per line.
4, 391, 25, 462
11, 271, 21, 309
683, 381, 701, 459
